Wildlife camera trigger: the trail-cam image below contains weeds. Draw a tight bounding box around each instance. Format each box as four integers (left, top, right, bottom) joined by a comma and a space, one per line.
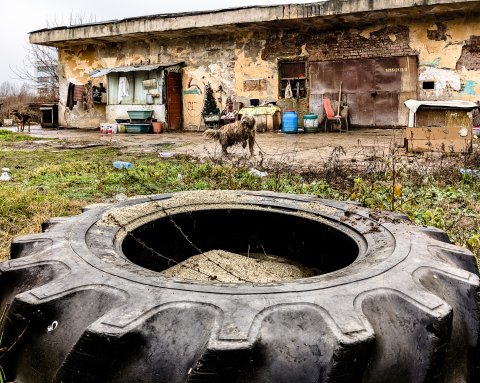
0, 143, 479, 263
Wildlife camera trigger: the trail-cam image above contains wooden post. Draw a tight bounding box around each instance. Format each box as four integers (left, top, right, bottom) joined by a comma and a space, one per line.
337, 81, 342, 117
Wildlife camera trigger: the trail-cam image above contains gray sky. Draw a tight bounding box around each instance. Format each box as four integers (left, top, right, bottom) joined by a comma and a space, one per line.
0, 0, 315, 85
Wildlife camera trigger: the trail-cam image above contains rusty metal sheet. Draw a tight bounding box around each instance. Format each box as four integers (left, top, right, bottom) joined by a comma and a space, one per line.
310, 62, 332, 93
375, 57, 402, 92
346, 93, 375, 126
344, 59, 375, 93
309, 56, 417, 127
374, 92, 400, 126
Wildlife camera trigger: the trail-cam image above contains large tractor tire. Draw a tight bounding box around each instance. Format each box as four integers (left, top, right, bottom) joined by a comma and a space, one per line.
0, 190, 479, 382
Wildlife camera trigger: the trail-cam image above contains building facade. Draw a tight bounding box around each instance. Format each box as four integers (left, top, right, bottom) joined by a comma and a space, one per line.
29, 0, 480, 129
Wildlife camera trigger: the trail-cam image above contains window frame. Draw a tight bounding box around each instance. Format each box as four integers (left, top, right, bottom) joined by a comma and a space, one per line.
107, 69, 163, 105
278, 60, 308, 99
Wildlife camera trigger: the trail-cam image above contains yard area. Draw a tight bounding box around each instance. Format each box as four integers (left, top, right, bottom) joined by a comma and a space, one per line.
0, 126, 479, 264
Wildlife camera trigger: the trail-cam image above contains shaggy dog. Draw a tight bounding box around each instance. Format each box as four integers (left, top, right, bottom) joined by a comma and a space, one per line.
204, 115, 256, 156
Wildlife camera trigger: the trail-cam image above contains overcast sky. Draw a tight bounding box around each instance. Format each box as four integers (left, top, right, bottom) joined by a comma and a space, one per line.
0, 0, 316, 85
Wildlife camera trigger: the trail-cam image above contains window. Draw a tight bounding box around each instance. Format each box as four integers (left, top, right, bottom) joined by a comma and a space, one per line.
422, 81, 435, 90
279, 61, 307, 99
37, 77, 51, 84
107, 69, 163, 105
36, 66, 50, 73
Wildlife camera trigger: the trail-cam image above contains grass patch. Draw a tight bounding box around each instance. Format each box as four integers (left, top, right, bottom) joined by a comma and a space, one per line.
0, 129, 38, 142
0, 146, 479, 264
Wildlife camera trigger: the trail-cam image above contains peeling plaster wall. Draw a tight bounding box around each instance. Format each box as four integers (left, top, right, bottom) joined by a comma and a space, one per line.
58, 47, 106, 128
56, 15, 480, 129
410, 19, 480, 101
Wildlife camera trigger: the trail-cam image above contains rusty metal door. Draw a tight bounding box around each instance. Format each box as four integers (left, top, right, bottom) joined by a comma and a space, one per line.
310, 56, 417, 127
167, 71, 182, 130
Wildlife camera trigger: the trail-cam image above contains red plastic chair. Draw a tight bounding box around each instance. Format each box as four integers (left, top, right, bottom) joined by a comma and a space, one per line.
323, 98, 348, 132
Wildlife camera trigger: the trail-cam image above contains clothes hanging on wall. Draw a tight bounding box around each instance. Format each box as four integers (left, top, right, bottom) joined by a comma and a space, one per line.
73, 85, 84, 102
158, 70, 165, 104
473, 102, 480, 127
66, 82, 75, 110
83, 81, 94, 111
285, 80, 293, 99
118, 76, 130, 104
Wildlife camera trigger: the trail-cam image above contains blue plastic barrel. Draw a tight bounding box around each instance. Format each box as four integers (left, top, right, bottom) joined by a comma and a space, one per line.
282, 111, 298, 134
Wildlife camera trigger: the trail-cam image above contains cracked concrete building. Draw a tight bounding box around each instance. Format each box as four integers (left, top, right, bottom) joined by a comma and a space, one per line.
29, 0, 480, 130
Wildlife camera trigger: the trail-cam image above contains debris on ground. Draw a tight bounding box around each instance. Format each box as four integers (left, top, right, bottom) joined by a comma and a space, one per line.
460, 168, 480, 178
0, 168, 11, 181
249, 168, 268, 177
159, 152, 175, 158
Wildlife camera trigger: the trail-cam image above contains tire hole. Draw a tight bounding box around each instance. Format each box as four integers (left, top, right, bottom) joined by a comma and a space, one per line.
121, 208, 359, 283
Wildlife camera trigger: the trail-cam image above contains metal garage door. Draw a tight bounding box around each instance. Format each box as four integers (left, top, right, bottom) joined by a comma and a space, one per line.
310, 56, 417, 127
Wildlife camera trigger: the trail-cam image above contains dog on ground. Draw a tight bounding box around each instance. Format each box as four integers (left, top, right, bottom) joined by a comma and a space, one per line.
12, 109, 34, 133
204, 115, 256, 156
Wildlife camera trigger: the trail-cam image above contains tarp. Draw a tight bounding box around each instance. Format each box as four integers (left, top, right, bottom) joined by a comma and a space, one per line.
404, 99, 478, 127
90, 62, 183, 78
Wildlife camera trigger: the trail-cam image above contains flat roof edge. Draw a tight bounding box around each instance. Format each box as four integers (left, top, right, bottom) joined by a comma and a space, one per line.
29, 0, 480, 45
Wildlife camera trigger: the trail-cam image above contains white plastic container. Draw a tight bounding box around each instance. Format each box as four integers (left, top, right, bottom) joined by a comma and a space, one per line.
0, 168, 11, 181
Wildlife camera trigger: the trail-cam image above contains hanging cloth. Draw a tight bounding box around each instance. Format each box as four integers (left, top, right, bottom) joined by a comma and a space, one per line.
473, 103, 480, 127
84, 81, 94, 111
73, 85, 84, 102
66, 82, 75, 110
118, 77, 130, 104
285, 80, 293, 99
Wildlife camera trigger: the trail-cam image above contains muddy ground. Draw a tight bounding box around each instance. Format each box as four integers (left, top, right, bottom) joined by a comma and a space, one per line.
11, 125, 410, 167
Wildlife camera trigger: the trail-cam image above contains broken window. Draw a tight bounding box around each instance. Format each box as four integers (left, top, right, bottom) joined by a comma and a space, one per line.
279, 61, 307, 99
107, 69, 163, 105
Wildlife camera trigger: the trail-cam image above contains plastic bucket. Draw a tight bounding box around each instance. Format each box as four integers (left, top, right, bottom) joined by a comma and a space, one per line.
303, 114, 319, 133
282, 111, 298, 134
152, 122, 162, 134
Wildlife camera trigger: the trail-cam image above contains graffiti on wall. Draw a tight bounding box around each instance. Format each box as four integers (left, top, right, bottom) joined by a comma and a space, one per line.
460, 80, 478, 96
182, 76, 205, 127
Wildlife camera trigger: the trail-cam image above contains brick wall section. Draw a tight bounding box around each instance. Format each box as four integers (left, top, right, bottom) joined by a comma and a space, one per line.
427, 22, 448, 41
262, 26, 417, 62
456, 36, 480, 71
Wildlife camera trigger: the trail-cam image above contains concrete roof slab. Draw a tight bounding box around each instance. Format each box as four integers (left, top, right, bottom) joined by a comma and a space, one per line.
29, 0, 480, 46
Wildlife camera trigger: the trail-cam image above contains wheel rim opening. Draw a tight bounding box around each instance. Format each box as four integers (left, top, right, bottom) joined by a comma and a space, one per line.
121, 208, 359, 283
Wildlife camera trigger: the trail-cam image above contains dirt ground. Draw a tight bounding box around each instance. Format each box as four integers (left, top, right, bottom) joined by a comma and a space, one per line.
13, 125, 408, 167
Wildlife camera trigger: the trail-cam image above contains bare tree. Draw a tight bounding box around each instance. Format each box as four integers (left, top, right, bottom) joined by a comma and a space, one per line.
44, 11, 97, 28
10, 45, 59, 101
0, 81, 21, 98
0, 81, 39, 122
10, 12, 99, 102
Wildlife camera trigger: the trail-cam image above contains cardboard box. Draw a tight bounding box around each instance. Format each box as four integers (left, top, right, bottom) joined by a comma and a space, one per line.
406, 108, 473, 153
